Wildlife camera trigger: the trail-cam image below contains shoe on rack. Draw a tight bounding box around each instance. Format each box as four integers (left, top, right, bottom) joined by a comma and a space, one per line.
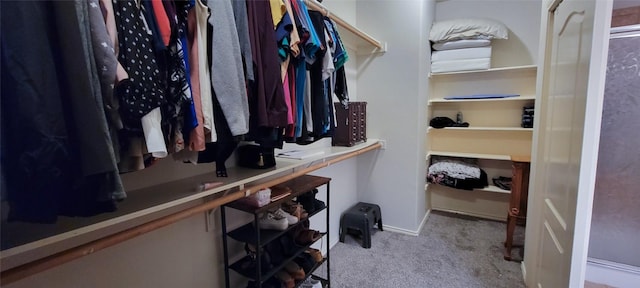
282, 201, 308, 220
284, 261, 305, 280
258, 212, 288, 230
273, 208, 299, 225
275, 270, 295, 288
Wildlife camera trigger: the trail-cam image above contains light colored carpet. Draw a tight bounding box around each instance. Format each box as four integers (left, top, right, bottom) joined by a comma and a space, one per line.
327, 211, 526, 288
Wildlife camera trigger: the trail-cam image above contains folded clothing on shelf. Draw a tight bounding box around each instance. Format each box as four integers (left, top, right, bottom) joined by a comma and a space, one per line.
431, 58, 491, 73
432, 46, 492, 62
432, 39, 491, 51
427, 156, 488, 190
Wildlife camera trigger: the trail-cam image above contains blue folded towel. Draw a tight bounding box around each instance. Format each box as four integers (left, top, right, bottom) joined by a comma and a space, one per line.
444, 94, 520, 100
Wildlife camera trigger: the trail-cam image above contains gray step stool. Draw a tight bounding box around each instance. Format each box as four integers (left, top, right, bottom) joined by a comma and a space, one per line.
339, 202, 383, 248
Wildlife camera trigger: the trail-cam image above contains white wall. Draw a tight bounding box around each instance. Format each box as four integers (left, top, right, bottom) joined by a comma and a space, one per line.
434, 0, 541, 67
5, 157, 360, 288
355, 0, 434, 233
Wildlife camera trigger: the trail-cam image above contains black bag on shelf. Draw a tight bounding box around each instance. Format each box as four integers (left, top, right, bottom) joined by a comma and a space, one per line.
237, 144, 276, 169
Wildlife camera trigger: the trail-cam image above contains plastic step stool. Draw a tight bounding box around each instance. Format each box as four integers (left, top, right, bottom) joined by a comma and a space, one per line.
339, 202, 383, 248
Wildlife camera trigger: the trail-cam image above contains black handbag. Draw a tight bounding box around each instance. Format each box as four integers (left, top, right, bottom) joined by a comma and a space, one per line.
237, 144, 276, 169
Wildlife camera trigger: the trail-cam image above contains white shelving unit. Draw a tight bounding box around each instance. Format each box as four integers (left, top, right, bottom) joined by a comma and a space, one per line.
428, 126, 534, 132
429, 64, 537, 77
426, 63, 537, 220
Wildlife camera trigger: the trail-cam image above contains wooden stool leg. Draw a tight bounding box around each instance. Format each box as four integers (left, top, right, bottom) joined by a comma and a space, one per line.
504, 211, 517, 260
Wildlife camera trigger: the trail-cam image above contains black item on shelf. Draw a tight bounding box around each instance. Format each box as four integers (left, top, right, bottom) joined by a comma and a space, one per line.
522, 105, 534, 128
429, 116, 469, 128
237, 144, 276, 169
493, 176, 512, 191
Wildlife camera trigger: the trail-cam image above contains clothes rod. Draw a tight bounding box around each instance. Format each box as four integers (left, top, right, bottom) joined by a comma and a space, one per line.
0, 142, 382, 285
304, 0, 385, 50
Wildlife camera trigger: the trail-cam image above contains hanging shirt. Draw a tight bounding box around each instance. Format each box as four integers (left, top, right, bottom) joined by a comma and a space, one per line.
208, 0, 250, 136
231, 0, 255, 82
194, 0, 216, 142
186, 8, 205, 152
269, 0, 286, 28
113, 0, 166, 132
246, 0, 289, 128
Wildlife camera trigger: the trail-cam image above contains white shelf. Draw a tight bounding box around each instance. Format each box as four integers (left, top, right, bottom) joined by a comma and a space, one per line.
429, 95, 536, 104
426, 151, 511, 161
428, 126, 533, 132
430, 64, 537, 77
427, 182, 511, 195
476, 185, 511, 194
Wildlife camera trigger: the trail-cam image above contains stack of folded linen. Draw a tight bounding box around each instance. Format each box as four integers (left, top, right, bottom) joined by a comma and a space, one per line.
429, 18, 509, 73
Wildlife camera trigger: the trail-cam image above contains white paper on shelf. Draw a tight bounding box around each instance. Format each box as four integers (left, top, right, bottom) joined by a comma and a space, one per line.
276, 149, 326, 160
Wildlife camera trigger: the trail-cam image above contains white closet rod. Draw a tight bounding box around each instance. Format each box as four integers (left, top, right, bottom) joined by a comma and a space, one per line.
304, 0, 385, 50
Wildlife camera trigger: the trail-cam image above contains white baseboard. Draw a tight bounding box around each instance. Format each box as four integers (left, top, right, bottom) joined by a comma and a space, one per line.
586, 258, 640, 288
521, 262, 527, 280
382, 210, 431, 237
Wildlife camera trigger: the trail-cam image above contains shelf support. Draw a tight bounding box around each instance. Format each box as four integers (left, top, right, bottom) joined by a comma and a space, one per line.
304, 0, 386, 53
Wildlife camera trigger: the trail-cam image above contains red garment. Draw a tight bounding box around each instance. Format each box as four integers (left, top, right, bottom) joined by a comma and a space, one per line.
151, 0, 171, 46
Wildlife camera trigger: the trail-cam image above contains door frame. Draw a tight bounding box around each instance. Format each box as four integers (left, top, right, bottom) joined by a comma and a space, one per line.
523, 0, 613, 287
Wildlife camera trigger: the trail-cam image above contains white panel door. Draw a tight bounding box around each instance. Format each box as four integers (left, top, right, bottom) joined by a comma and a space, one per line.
532, 0, 611, 287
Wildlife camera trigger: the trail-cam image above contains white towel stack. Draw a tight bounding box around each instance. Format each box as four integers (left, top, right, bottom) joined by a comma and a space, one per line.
429, 18, 509, 73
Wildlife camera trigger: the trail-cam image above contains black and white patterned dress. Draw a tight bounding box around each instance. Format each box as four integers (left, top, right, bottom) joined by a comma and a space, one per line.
113, 0, 165, 132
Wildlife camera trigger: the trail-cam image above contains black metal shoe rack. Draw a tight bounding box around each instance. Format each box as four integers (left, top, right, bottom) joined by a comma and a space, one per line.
221, 174, 331, 288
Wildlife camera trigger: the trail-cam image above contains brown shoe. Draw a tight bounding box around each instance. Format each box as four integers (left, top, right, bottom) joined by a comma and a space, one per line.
284, 262, 305, 280
275, 270, 294, 288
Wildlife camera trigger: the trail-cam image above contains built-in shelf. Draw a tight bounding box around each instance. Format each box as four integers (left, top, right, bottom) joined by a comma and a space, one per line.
429, 95, 536, 104
428, 126, 533, 132
430, 64, 537, 77
427, 151, 511, 161
476, 185, 511, 194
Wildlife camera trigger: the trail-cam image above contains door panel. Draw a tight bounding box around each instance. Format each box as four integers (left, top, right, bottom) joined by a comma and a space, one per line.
532, 0, 609, 287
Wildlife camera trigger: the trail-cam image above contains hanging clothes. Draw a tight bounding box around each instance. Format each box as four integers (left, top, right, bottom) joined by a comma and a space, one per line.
195, 0, 217, 142
208, 0, 250, 137
246, 0, 289, 129
232, 0, 255, 82
1, 0, 123, 223
113, 0, 166, 132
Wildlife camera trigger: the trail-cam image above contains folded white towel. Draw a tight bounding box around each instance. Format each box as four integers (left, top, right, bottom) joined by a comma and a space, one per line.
432, 46, 492, 62
431, 58, 491, 73
432, 39, 491, 51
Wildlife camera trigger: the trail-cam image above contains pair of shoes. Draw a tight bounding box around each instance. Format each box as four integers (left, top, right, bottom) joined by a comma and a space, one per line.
294, 253, 317, 273
282, 201, 309, 220
299, 277, 322, 288
284, 261, 305, 280
273, 208, 299, 225
294, 229, 323, 246
275, 271, 295, 288
305, 248, 323, 263
296, 189, 326, 215
243, 243, 272, 271
258, 212, 288, 230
